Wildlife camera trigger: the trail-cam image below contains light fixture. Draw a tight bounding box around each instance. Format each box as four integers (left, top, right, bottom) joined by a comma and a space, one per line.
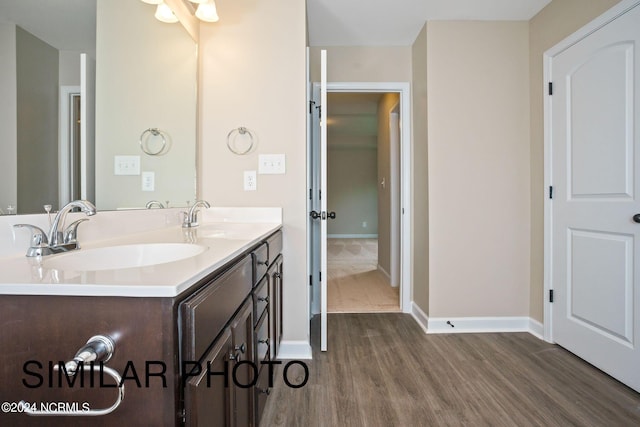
194, 0, 219, 23
140, 0, 163, 4
154, 2, 179, 23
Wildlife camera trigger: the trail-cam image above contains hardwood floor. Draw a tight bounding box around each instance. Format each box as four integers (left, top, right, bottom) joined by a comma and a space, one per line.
260, 313, 640, 426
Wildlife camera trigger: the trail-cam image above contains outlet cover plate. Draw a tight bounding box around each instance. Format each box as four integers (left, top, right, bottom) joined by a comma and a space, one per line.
244, 170, 257, 191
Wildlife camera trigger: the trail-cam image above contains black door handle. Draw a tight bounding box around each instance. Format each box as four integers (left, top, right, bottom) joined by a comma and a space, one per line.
328, 211, 336, 219
310, 211, 321, 220
633, 214, 640, 223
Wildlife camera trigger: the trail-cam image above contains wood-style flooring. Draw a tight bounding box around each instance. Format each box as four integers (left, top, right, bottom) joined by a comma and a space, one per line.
260, 313, 640, 426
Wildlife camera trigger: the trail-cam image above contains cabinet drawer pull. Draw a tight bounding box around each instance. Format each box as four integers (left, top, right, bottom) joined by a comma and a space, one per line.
257, 259, 269, 267
235, 343, 246, 354
259, 387, 270, 395
258, 296, 269, 303
273, 272, 281, 279
258, 339, 269, 344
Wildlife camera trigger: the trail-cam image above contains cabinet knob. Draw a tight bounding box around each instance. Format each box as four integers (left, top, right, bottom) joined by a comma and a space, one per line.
235, 343, 246, 354
259, 388, 270, 395
258, 296, 269, 303
273, 272, 281, 279
257, 259, 269, 267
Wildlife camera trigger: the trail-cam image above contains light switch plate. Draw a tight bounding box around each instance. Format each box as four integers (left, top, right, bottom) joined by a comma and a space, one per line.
114, 155, 140, 176
258, 154, 286, 174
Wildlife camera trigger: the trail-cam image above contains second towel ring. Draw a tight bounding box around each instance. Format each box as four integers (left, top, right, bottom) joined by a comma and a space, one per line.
139, 128, 168, 156
227, 127, 255, 155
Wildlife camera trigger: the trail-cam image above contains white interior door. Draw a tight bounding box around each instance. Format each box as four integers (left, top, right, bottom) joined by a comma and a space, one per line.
550, 3, 640, 392
80, 53, 95, 203
319, 50, 328, 352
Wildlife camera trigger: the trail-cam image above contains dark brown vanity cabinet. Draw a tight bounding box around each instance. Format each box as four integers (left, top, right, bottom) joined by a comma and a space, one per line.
0, 230, 282, 427
181, 229, 283, 427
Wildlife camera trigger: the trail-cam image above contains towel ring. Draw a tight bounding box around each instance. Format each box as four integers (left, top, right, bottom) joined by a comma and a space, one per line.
139, 128, 167, 156
227, 127, 255, 155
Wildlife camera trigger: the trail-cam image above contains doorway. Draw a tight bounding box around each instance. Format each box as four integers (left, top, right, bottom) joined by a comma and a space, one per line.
309, 81, 412, 319
326, 92, 401, 313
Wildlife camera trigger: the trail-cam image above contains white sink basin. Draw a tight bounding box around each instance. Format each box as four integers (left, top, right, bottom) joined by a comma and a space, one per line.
44, 243, 208, 271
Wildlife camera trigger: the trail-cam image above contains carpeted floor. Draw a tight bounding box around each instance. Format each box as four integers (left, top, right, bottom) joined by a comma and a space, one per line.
327, 238, 400, 313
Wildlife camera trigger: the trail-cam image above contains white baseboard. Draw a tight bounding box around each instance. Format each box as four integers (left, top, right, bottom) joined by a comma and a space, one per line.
409, 304, 544, 339
377, 264, 392, 282
277, 340, 313, 360
528, 318, 544, 340
327, 234, 378, 239
410, 302, 429, 334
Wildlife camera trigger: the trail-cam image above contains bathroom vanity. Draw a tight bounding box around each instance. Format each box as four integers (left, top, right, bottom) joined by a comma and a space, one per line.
0, 208, 283, 426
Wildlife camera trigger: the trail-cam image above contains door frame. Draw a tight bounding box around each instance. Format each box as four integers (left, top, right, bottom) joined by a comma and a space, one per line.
543, 0, 640, 343
59, 85, 81, 208
308, 81, 412, 314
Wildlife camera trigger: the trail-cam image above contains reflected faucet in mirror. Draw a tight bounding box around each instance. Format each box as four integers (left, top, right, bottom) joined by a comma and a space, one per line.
146, 200, 166, 209
14, 200, 97, 257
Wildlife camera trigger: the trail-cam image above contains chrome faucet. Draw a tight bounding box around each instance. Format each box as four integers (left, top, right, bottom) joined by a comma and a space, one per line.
14, 200, 97, 257
182, 200, 210, 228
145, 200, 165, 209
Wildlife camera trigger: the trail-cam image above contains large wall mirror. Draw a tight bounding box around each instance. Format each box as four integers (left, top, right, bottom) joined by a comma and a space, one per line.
0, 0, 197, 215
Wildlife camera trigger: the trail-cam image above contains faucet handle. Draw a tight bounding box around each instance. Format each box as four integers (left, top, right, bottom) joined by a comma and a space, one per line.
64, 219, 89, 244
13, 224, 49, 246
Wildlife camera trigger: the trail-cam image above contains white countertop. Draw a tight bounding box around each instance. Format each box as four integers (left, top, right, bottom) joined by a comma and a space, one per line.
0, 208, 281, 297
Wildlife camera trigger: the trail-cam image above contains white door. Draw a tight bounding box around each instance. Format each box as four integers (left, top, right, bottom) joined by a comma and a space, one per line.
308, 50, 329, 351
550, 3, 640, 392
80, 53, 96, 203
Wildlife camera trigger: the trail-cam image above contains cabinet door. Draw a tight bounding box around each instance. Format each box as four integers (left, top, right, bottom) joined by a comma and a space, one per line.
268, 255, 283, 361
231, 298, 255, 427
184, 328, 234, 427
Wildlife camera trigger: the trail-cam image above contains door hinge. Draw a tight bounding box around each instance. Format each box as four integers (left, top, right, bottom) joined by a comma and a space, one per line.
548, 82, 553, 95
318, 105, 322, 120
309, 275, 312, 286
309, 100, 316, 114
319, 190, 322, 200
309, 188, 312, 200
549, 289, 554, 303
319, 271, 321, 282
549, 186, 553, 199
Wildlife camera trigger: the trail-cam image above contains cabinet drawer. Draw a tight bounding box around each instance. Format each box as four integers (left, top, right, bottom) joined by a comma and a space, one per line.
252, 242, 269, 285
255, 311, 269, 363
181, 256, 253, 361
252, 276, 269, 326
266, 230, 283, 262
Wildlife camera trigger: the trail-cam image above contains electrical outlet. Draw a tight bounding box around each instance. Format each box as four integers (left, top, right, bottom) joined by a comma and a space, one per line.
114, 155, 140, 176
244, 170, 257, 191
142, 171, 155, 191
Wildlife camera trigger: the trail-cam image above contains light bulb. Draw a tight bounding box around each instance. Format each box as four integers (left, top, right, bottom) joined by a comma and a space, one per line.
195, 1, 219, 22
140, 0, 163, 4
155, 3, 179, 23
189, 0, 208, 4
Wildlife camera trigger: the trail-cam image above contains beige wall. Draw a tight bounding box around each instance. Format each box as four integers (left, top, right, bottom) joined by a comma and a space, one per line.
16, 26, 59, 214
528, 0, 622, 322
0, 24, 17, 213
427, 21, 530, 318
377, 93, 400, 280
95, 0, 196, 210
411, 23, 429, 313
327, 138, 378, 236
199, 0, 308, 342
309, 46, 411, 82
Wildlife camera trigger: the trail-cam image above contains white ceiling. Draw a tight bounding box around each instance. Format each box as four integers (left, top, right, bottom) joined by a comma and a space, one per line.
0, 0, 95, 53
307, 0, 552, 46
